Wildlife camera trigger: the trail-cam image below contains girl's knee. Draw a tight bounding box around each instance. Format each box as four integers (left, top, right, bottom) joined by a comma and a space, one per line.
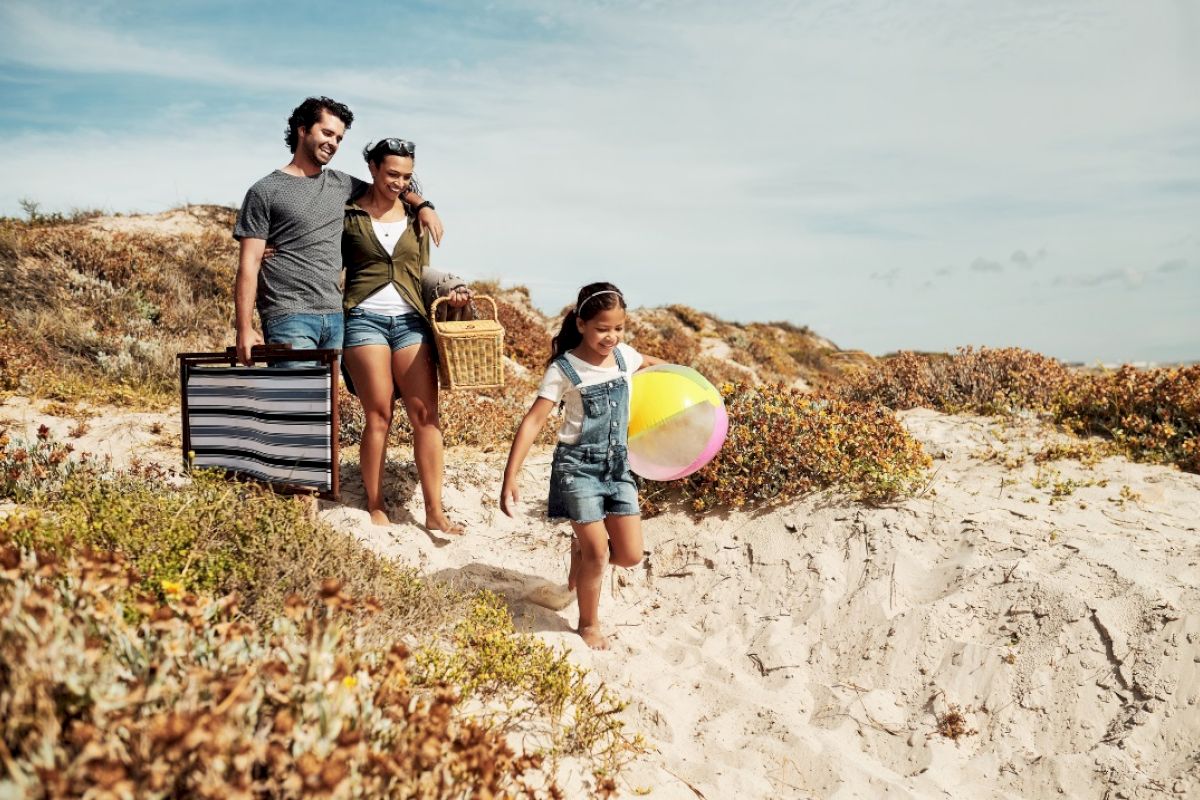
578, 538, 609, 565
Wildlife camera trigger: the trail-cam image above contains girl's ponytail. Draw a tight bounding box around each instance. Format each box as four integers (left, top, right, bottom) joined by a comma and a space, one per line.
547, 310, 583, 366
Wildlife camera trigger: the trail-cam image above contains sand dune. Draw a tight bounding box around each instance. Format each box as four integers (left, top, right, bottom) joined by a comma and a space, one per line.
4, 397, 1199, 798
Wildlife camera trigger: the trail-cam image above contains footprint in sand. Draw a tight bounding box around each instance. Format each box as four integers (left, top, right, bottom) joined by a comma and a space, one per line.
524, 582, 575, 610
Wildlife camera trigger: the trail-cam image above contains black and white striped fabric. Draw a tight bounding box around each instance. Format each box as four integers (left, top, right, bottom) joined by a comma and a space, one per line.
185, 366, 333, 491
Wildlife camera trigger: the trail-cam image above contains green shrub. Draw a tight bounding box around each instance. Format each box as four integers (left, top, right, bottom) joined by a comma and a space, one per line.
0, 431, 463, 639
658, 384, 931, 512
0, 526, 555, 799
413, 592, 642, 773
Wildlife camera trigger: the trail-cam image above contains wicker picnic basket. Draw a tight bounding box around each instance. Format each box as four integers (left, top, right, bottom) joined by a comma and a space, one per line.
430, 295, 505, 390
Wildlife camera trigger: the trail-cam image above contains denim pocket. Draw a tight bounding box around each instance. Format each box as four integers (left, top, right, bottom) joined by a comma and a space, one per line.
582, 394, 606, 417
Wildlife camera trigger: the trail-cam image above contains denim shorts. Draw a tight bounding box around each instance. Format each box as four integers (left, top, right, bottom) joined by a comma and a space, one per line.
547, 444, 640, 524
344, 308, 433, 351
262, 312, 343, 368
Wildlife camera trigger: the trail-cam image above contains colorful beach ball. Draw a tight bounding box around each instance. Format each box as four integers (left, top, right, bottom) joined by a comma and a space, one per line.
628, 365, 728, 481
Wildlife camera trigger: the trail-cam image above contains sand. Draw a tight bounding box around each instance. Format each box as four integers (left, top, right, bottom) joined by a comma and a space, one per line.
4, 396, 1199, 799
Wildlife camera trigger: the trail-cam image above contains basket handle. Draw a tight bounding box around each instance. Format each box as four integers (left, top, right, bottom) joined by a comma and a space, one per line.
431, 294, 498, 321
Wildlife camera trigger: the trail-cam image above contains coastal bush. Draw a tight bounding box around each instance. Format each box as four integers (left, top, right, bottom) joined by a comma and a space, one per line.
655, 384, 931, 512
1, 433, 640, 793
0, 529, 557, 798
835, 348, 1200, 474
627, 313, 700, 367
1054, 365, 1200, 472
2, 220, 235, 404
413, 592, 643, 774
835, 347, 1072, 413
0, 430, 464, 639
486, 288, 552, 372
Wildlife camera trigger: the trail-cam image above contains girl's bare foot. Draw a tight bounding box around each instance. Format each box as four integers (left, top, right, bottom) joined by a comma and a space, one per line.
578, 624, 609, 650
567, 536, 581, 591
425, 510, 465, 535
368, 508, 391, 526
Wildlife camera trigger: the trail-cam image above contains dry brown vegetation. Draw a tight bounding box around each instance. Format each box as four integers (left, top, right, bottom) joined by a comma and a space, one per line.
0, 523, 558, 798
0, 208, 237, 405
838, 347, 1200, 474
0, 427, 641, 796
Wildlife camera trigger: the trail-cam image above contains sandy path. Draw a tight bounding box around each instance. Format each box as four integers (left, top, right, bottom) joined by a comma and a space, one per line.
5, 395, 1200, 798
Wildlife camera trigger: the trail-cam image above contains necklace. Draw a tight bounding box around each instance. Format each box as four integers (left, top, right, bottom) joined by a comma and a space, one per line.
374, 218, 405, 240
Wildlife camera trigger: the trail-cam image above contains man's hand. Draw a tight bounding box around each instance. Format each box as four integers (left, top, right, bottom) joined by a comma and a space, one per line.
418, 207, 444, 246
236, 327, 264, 366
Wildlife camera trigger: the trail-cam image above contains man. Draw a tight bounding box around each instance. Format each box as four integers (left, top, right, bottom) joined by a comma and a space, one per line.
233, 96, 443, 366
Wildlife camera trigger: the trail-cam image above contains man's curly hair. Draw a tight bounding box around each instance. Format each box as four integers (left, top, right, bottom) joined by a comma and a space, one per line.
285, 96, 354, 153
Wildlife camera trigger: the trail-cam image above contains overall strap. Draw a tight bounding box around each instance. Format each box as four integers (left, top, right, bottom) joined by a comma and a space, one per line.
554, 355, 583, 386
614, 347, 627, 373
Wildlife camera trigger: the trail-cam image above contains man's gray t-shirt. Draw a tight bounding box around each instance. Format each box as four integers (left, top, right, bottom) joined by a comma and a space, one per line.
234, 169, 367, 322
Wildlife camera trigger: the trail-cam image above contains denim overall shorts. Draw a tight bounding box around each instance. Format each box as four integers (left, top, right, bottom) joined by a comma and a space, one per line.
547, 348, 641, 525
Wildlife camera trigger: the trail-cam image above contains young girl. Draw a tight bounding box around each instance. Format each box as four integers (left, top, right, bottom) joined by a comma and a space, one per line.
500, 282, 662, 650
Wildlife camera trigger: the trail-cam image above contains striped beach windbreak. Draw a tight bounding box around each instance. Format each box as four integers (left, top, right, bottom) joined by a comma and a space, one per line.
178, 348, 339, 499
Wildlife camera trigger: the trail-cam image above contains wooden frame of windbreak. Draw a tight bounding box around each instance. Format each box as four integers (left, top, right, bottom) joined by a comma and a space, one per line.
176, 344, 340, 501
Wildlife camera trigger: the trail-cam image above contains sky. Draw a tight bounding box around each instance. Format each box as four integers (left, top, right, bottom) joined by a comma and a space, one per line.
1, 0, 1197, 364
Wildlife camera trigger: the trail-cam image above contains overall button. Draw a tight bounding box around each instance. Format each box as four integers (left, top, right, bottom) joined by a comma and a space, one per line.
610, 400, 617, 407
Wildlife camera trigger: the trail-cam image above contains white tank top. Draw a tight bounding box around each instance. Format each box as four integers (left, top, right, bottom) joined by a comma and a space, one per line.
356, 218, 417, 315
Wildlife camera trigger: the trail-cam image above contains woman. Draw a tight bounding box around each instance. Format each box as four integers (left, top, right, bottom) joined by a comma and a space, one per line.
341, 137, 471, 532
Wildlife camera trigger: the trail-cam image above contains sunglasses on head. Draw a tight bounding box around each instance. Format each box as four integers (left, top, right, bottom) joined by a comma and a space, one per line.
379, 137, 415, 156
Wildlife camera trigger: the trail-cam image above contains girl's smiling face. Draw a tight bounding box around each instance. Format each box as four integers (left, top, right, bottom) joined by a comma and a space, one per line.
576, 306, 626, 360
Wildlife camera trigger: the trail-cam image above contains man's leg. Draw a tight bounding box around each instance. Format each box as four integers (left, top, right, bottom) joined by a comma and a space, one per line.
262, 314, 322, 368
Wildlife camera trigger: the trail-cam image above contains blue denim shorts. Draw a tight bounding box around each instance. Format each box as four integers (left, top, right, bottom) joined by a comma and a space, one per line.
547, 444, 640, 524
262, 312, 343, 368
344, 308, 432, 351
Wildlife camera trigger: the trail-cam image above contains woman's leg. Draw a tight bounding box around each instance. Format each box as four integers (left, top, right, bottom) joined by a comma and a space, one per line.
571, 519, 611, 650
392, 342, 464, 534
343, 345, 397, 525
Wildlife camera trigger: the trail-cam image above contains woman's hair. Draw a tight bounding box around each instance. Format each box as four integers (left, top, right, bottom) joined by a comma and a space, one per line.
547, 282, 626, 365
361, 139, 423, 197
285, 96, 353, 153
362, 138, 416, 167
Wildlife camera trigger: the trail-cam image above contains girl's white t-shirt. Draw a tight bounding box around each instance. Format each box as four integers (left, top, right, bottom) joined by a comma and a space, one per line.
537, 343, 644, 444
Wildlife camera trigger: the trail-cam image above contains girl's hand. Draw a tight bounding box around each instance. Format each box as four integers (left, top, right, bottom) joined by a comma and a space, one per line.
500, 480, 521, 518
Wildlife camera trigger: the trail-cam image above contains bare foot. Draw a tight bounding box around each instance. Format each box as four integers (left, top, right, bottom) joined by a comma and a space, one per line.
578, 624, 609, 650
567, 537, 581, 591
425, 511, 465, 536
368, 508, 391, 526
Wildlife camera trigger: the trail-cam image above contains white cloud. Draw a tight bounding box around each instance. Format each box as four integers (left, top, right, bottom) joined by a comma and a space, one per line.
1, 0, 1198, 362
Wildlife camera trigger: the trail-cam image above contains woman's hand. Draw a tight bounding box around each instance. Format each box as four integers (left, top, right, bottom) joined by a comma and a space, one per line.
419, 207, 444, 246
447, 286, 473, 308
261, 243, 277, 261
